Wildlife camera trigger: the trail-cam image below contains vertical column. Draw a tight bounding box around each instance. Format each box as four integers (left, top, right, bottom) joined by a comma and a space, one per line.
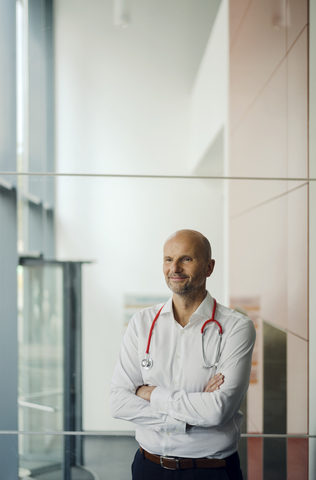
263, 323, 287, 480
28, 0, 55, 257
309, 1, 316, 478
0, 187, 18, 478
0, 0, 18, 477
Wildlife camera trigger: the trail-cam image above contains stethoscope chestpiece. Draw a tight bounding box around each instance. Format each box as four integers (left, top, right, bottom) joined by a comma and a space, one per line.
141, 355, 153, 371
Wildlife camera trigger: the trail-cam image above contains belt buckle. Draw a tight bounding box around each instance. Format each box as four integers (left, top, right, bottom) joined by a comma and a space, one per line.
160, 455, 180, 470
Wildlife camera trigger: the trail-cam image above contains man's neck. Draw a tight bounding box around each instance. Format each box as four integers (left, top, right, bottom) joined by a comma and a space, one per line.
172, 289, 207, 327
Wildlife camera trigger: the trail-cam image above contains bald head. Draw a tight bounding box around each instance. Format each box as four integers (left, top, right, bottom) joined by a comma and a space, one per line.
163, 229, 215, 297
164, 230, 212, 263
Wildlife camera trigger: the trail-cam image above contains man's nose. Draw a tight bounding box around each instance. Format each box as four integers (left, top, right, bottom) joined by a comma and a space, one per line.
170, 260, 182, 272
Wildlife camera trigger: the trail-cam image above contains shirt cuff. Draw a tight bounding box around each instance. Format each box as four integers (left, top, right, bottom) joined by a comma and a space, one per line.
151, 386, 186, 435
151, 386, 170, 414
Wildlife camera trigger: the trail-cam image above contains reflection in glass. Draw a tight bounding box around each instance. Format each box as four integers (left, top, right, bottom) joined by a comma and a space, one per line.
0, 433, 309, 479
18, 263, 64, 473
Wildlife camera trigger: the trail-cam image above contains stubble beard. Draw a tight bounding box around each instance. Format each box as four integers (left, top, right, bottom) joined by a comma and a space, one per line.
167, 276, 205, 300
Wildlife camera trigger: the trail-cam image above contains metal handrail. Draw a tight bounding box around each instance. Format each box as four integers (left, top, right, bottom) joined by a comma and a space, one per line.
1, 430, 316, 437
20, 389, 63, 400
18, 400, 60, 413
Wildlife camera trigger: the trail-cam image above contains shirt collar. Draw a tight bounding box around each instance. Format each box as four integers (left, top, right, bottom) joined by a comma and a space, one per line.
160, 296, 173, 315
160, 291, 215, 323
190, 291, 215, 322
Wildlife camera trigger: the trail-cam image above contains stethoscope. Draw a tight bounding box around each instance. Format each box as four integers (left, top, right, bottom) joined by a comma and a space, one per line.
141, 299, 222, 370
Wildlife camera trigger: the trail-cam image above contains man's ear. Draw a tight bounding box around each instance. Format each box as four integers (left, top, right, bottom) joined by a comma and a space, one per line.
206, 259, 215, 278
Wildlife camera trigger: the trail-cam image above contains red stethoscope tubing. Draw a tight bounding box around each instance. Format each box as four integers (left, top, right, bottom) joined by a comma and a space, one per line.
145, 305, 164, 354
145, 299, 220, 355
201, 299, 222, 334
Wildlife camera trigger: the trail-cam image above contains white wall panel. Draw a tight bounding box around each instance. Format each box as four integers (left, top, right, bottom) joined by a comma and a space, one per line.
190, 0, 228, 174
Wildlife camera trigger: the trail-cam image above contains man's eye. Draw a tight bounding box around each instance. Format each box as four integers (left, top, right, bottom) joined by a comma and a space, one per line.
183, 257, 191, 262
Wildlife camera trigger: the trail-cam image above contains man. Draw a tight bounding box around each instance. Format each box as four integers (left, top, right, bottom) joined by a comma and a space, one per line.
110, 229, 256, 479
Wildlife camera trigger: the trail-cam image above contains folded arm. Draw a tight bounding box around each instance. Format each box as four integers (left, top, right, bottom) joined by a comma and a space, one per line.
149, 320, 256, 428
110, 316, 255, 431
136, 373, 225, 401
110, 319, 186, 434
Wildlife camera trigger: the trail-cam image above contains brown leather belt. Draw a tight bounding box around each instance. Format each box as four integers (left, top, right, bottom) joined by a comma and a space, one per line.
139, 447, 226, 470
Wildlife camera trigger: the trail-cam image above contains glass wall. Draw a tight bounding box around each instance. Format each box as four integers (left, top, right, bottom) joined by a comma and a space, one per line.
0, 0, 314, 478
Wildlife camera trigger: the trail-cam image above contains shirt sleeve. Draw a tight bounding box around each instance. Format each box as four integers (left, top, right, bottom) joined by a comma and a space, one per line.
150, 318, 256, 428
110, 317, 186, 435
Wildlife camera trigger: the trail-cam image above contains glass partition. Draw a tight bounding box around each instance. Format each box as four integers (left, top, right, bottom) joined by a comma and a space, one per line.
18, 263, 64, 472
0, 433, 312, 480
0, 169, 313, 479
0, 0, 313, 478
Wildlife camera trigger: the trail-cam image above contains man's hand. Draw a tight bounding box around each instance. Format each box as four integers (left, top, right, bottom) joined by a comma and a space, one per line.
203, 373, 224, 392
136, 385, 156, 401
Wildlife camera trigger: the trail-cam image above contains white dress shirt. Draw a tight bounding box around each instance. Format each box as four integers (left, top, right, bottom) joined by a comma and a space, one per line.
110, 291, 256, 459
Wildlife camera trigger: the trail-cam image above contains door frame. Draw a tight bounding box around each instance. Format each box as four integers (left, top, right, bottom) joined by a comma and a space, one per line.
19, 257, 89, 478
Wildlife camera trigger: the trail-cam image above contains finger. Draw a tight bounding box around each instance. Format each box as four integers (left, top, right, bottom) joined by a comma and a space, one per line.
207, 373, 224, 387
205, 374, 224, 389
204, 382, 223, 393
204, 382, 222, 392
204, 376, 225, 392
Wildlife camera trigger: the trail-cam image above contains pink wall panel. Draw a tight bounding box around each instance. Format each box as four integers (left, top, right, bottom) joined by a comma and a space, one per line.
287, 184, 308, 339
287, 438, 309, 479
230, 194, 288, 330
229, 0, 309, 474
287, 27, 308, 178
230, 60, 287, 178
247, 437, 263, 480
230, 0, 286, 130
287, 0, 308, 49
229, 0, 251, 47
287, 334, 308, 434
229, 180, 287, 219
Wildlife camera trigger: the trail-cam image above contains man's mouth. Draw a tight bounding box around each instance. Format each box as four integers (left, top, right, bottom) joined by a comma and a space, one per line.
169, 276, 189, 281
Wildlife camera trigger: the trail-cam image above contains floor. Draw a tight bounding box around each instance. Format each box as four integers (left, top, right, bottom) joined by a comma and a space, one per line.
25, 466, 95, 480
83, 436, 139, 480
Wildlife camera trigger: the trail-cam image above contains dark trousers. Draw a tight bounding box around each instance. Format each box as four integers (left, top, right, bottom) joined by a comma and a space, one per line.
131, 449, 243, 480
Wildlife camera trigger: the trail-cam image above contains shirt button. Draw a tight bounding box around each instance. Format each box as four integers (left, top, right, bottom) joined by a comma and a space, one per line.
176, 354, 180, 359
181, 331, 185, 335
166, 431, 170, 436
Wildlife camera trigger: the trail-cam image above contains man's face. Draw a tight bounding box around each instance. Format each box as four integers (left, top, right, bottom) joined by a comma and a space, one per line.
163, 233, 214, 296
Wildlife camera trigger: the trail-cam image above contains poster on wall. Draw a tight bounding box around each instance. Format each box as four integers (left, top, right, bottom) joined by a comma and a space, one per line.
123, 294, 169, 331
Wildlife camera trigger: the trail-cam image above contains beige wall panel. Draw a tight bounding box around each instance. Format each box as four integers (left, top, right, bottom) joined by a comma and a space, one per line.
230, 60, 287, 178
229, 180, 287, 218
287, 184, 308, 339
230, 194, 287, 329
287, 0, 308, 49
247, 318, 263, 433
230, 0, 286, 130
287, 333, 308, 433
287, 27, 308, 178
229, 0, 251, 46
